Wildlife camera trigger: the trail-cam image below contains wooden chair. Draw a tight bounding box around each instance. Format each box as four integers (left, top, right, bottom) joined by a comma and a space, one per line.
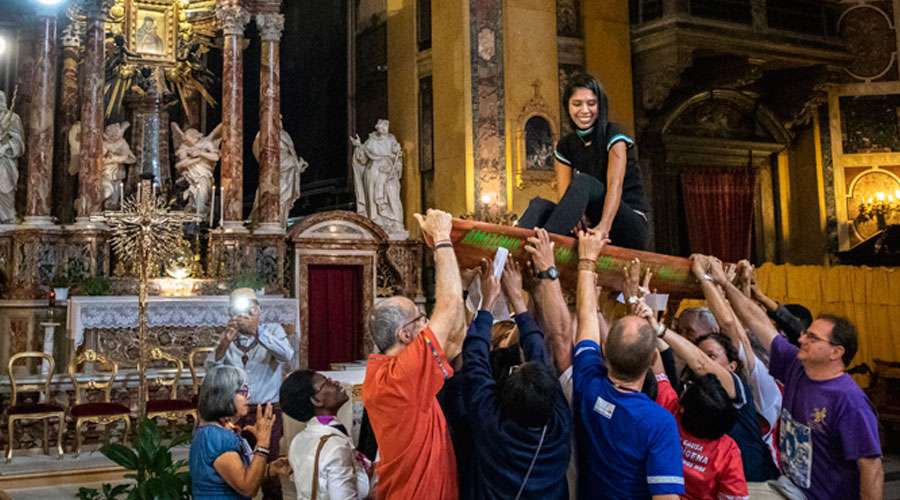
5, 352, 64, 462
68, 349, 131, 456
188, 347, 215, 404
142, 348, 197, 426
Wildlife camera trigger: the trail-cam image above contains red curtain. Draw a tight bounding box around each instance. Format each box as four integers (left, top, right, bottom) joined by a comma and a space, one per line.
681, 169, 757, 263
307, 265, 363, 370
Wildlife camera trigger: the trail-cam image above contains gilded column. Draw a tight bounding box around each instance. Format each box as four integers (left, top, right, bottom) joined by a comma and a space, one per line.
216, 2, 250, 231
76, 0, 106, 223
24, 13, 58, 225
255, 12, 284, 234
53, 22, 82, 224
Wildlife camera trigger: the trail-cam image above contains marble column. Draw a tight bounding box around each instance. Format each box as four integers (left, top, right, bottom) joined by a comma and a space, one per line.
53, 22, 82, 224
216, 3, 250, 232
24, 14, 58, 226
76, 1, 106, 223
255, 13, 284, 234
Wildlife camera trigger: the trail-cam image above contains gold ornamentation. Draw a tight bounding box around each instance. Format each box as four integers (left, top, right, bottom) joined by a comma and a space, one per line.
7, 352, 65, 462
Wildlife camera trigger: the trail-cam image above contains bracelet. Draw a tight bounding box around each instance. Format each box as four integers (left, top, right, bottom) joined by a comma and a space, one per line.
578, 259, 597, 272
655, 323, 667, 338
253, 446, 270, 457
434, 240, 453, 250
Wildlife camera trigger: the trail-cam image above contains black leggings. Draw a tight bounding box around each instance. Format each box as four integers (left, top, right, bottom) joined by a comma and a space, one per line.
518, 172, 649, 250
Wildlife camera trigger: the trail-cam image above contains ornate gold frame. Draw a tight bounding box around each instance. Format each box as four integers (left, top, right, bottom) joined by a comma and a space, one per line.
514, 81, 558, 190
6, 352, 65, 462
188, 346, 214, 398
68, 350, 131, 456
125, 0, 179, 64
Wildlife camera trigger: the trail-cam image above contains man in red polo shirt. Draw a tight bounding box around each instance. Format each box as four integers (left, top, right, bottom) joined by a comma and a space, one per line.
362, 209, 466, 500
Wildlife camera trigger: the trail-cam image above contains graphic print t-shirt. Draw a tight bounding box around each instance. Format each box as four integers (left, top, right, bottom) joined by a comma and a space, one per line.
769, 335, 881, 500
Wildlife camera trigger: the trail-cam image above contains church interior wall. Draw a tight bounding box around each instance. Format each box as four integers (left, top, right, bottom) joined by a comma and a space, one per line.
583, 0, 634, 133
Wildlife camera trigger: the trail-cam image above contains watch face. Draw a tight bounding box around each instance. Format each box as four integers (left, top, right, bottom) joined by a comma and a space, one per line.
548, 267, 559, 279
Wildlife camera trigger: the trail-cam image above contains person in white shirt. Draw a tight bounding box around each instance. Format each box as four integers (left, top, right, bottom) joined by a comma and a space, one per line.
280, 369, 371, 500
214, 288, 296, 499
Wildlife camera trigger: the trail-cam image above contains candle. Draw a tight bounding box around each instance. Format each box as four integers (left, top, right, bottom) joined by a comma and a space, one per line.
219, 186, 225, 226
119, 182, 124, 207
209, 185, 216, 227
152, 182, 157, 199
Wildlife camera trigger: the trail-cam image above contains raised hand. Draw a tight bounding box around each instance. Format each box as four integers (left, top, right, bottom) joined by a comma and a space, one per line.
461, 266, 480, 290
269, 457, 292, 477
577, 229, 610, 262
501, 259, 527, 313
622, 258, 642, 303
735, 260, 754, 296
707, 257, 730, 285
478, 258, 502, 311
689, 254, 710, 280
413, 209, 453, 245
524, 227, 555, 273
244, 403, 275, 449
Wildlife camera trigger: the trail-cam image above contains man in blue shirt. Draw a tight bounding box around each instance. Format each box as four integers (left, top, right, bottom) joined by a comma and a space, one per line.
572, 230, 683, 500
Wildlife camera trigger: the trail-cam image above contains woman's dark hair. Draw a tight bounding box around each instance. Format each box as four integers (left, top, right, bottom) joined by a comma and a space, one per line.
680, 374, 737, 440
561, 73, 609, 143
697, 332, 743, 374
490, 344, 524, 385
498, 361, 559, 428
280, 369, 317, 422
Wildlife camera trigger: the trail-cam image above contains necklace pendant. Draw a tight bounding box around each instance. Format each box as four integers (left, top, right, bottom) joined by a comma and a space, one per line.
241, 354, 249, 366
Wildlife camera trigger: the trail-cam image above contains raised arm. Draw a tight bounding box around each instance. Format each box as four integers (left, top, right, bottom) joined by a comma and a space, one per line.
636, 299, 735, 398
461, 259, 502, 420
708, 259, 779, 352
575, 230, 609, 345
593, 142, 627, 238
414, 209, 465, 351
525, 228, 573, 371
501, 259, 547, 366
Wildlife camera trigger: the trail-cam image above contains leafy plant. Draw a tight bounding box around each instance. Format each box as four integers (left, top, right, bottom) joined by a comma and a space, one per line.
75, 275, 113, 296
51, 269, 74, 288
75, 419, 191, 500
229, 271, 267, 291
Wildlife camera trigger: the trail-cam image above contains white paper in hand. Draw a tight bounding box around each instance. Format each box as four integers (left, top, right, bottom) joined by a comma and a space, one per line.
492, 247, 509, 279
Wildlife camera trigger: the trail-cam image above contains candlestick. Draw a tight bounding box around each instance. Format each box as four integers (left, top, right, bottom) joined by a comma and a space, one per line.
209, 185, 216, 227
219, 186, 224, 227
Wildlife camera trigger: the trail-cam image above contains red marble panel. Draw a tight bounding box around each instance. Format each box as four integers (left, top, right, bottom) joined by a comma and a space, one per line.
257, 39, 281, 224
77, 14, 106, 218
221, 33, 244, 222
25, 16, 57, 218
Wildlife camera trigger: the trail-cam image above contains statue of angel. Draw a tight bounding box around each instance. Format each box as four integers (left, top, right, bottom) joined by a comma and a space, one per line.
251, 121, 309, 224
171, 122, 222, 217
0, 89, 24, 224
350, 119, 405, 236
101, 121, 137, 209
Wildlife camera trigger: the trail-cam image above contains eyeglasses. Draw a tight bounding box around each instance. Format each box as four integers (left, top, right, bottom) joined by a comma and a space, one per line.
801, 330, 839, 346
400, 313, 428, 332
235, 384, 250, 398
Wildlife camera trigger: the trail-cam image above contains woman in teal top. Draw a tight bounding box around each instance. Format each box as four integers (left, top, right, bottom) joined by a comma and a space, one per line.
190, 365, 290, 499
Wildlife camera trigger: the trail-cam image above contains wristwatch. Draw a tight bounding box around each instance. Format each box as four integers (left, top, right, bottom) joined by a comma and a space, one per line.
536, 266, 559, 280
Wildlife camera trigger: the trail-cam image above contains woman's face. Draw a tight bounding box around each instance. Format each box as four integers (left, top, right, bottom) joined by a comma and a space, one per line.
698, 338, 736, 373
568, 87, 599, 129
233, 383, 250, 418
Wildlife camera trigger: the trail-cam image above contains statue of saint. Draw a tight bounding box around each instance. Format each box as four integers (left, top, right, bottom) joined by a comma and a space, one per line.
251, 121, 308, 224
171, 123, 222, 217
0, 90, 24, 224
350, 119, 406, 237
101, 122, 137, 209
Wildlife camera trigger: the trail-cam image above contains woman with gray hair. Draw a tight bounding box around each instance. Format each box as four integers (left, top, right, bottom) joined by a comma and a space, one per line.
190, 365, 290, 499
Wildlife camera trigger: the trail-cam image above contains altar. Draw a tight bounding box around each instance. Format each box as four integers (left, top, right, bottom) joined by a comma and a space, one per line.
68, 295, 300, 368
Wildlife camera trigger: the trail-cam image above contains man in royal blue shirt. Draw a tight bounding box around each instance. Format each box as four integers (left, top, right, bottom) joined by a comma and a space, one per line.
572, 230, 683, 500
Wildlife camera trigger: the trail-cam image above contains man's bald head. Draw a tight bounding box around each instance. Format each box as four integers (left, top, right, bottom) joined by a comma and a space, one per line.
606, 315, 656, 382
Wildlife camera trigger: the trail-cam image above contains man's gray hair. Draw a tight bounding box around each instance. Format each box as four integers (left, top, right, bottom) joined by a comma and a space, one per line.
681, 307, 719, 330
198, 364, 247, 421
369, 300, 411, 353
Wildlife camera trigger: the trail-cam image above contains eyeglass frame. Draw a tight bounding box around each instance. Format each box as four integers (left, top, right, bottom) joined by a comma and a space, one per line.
235, 383, 250, 398
400, 313, 428, 333
800, 329, 840, 347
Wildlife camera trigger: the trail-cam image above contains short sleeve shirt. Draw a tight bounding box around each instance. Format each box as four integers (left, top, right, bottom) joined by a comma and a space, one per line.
680, 426, 748, 500
572, 340, 684, 499
769, 335, 882, 500
190, 425, 250, 500
362, 327, 458, 500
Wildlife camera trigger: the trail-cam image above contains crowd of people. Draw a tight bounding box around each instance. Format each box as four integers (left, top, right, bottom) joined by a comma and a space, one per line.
188, 208, 883, 500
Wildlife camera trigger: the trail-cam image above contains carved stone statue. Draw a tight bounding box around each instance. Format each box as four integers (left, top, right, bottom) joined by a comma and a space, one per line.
171, 123, 222, 216
350, 119, 407, 238
101, 122, 137, 209
0, 90, 24, 224
252, 122, 308, 223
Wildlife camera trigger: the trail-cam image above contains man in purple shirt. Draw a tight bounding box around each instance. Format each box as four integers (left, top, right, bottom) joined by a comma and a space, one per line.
712, 259, 883, 500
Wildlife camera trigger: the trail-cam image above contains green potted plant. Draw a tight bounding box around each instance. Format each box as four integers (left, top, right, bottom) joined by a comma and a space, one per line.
50, 270, 73, 301
76, 419, 191, 500
75, 275, 113, 296
230, 271, 267, 296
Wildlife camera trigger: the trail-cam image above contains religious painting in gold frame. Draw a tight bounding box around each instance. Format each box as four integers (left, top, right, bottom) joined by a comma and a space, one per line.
126, 1, 178, 64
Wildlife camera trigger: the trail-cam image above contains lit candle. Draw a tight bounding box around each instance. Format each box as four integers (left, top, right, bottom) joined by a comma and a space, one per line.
219, 186, 225, 226
209, 185, 216, 227
119, 182, 124, 207
876, 192, 885, 202
152, 182, 157, 199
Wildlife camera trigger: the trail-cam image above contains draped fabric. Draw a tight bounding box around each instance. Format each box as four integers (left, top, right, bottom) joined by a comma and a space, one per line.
681, 169, 757, 262
677, 264, 900, 388
307, 265, 363, 370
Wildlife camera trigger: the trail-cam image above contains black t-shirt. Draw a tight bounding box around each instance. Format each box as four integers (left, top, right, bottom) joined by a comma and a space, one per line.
554, 122, 649, 214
